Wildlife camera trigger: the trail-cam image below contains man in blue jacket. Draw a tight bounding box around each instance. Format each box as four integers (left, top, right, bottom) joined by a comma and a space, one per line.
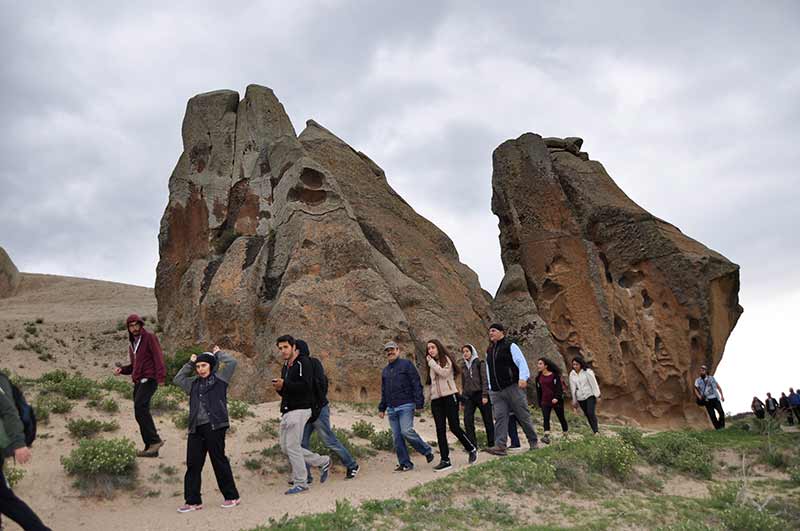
378, 341, 433, 472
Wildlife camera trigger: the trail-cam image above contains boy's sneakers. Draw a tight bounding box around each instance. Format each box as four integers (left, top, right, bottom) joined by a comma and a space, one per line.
394, 463, 413, 472
319, 458, 331, 484
433, 460, 452, 472
485, 446, 507, 456
221, 499, 240, 509
285, 485, 309, 495
425, 453, 435, 463
468, 449, 478, 464
345, 464, 360, 479
177, 504, 202, 513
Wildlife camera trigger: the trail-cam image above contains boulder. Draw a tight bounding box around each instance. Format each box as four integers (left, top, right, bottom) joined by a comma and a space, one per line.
491, 133, 742, 425
156, 85, 493, 402
0, 247, 20, 298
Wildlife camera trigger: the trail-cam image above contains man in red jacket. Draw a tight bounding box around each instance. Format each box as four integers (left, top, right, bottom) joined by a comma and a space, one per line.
113, 314, 166, 457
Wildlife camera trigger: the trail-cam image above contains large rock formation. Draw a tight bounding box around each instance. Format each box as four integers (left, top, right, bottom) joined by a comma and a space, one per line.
0, 247, 21, 299
491, 133, 742, 425
156, 85, 492, 402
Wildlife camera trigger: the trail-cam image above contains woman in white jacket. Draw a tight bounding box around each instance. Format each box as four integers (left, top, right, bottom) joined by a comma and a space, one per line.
568, 355, 601, 434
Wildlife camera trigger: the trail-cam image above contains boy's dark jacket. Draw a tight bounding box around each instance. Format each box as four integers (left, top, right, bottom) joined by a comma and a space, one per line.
379, 358, 425, 412
174, 351, 238, 433
278, 357, 314, 414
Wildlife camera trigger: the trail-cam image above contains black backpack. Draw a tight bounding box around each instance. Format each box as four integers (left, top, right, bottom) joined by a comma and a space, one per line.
307, 357, 329, 422
0, 374, 36, 447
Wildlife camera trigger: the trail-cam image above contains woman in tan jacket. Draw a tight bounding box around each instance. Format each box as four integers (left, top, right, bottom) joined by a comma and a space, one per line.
426, 339, 477, 471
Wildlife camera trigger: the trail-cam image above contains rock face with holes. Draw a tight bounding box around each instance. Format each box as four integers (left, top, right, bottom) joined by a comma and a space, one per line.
491, 133, 742, 425
0, 247, 21, 299
156, 85, 492, 402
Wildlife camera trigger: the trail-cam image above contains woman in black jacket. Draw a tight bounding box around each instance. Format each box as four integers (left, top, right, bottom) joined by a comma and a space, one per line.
535, 357, 568, 444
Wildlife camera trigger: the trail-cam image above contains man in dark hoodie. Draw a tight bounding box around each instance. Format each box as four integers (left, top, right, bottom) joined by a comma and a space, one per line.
298, 339, 360, 481
459, 344, 494, 448
779, 392, 794, 425
173, 345, 241, 513
113, 314, 166, 457
274, 335, 331, 495
0, 375, 51, 530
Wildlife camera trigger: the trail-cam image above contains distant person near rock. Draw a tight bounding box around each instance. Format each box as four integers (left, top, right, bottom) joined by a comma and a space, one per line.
378, 341, 433, 472
779, 392, 794, 425
113, 314, 166, 457
569, 355, 601, 434
173, 345, 240, 513
788, 388, 800, 424
536, 357, 569, 444
751, 396, 766, 419
765, 393, 779, 418
694, 365, 725, 430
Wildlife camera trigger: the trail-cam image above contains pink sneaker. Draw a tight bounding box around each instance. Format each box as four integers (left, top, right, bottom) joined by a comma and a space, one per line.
221, 499, 241, 509
177, 504, 203, 513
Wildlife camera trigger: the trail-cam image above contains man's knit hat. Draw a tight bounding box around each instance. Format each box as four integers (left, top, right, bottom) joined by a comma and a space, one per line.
195, 352, 217, 370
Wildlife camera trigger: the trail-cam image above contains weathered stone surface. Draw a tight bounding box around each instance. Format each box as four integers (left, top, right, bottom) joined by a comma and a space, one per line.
157, 85, 492, 402
492, 133, 742, 425
0, 247, 20, 299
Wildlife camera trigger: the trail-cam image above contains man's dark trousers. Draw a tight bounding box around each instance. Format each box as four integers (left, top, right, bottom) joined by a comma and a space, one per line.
134, 379, 161, 446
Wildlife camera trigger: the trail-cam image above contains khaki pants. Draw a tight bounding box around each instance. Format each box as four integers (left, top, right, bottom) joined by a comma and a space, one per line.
280, 409, 329, 487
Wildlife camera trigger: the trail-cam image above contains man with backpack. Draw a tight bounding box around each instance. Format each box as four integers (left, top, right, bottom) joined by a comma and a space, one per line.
298, 339, 360, 481
0, 372, 51, 530
694, 365, 725, 429
274, 335, 331, 495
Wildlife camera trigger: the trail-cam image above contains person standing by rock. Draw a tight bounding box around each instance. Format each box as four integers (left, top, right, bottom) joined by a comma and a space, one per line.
693, 365, 725, 430
298, 339, 360, 481
173, 346, 241, 513
535, 357, 569, 444
0, 375, 51, 530
765, 393, 779, 419
426, 340, 477, 471
569, 355, 602, 434
484, 323, 539, 456
779, 392, 794, 425
788, 388, 800, 424
113, 314, 166, 457
459, 344, 494, 449
751, 396, 766, 419
378, 341, 434, 472
274, 335, 331, 495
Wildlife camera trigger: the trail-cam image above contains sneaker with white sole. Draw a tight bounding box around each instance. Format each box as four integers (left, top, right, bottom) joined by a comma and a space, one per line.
468, 449, 478, 464
285, 485, 309, 495
345, 464, 360, 479
319, 458, 331, 483
221, 499, 240, 509
433, 460, 452, 472
177, 504, 202, 513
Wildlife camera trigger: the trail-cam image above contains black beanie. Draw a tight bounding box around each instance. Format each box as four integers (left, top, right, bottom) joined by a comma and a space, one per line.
195, 352, 217, 370
489, 323, 505, 332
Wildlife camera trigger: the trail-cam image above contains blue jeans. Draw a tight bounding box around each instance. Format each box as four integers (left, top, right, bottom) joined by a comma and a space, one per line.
387, 403, 432, 467
301, 404, 357, 469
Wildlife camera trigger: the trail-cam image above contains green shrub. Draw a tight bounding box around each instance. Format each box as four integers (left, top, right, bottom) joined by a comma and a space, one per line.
99, 377, 132, 396
172, 411, 189, 430
369, 429, 396, 451
244, 458, 263, 471
24, 322, 38, 336
164, 346, 204, 384
351, 420, 376, 439
116, 320, 127, 331
35, 394, 73, 420
751, 417, 782, 436
617, 426, 645, 451
789, 466, 800, 485
96, 398, 119, 413
640, 431, 713, 478
3, 463, 25, 488
761, 449, 790, 470
708, 481, 742, 510
580, 435, 637, 479
61, 438, 137, 498
151, 385, 183, 412
61, 374, 97, 399
66, 418, 120, 439
247, 420, 279, 442
38, 369, 69, 385
720, 505, 785, 531
228, 399, 254, 420
261, 443, 283, 459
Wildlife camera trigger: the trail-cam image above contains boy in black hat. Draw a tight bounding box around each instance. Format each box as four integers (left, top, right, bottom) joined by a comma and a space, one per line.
174, 346, 241, 513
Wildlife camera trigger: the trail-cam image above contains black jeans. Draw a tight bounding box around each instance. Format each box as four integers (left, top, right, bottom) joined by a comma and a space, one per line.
0, 460, 51, 530
704, 398, 725, 430
542, 401, 569, 433
133, 379, 161, 447
430, 395, 475, 461
184, 424, 239, 505
793, 407, 800, 424
578, 396, 599, 433
463, 392, 494, 448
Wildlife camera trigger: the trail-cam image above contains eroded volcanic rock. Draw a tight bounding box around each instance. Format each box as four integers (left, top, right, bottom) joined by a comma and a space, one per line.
0, 247, 20, 299
491, 133, 742, 425
156, 85, 492, 402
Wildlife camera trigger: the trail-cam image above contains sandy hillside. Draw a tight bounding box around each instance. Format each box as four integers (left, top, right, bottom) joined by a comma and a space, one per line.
0, 274, 488, 531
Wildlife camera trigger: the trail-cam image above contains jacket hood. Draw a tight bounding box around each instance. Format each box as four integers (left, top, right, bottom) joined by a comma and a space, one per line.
127, 314, 147, 344
296, 339, 310, 357
465, 344, 479, 363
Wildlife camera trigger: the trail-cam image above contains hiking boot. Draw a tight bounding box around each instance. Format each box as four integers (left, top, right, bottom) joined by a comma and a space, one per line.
221, 499, 241, 509
319, 458, 331, 484
137, 446, 160, 458
468, 449, 478, 464
425, 453, 435, 463
541, 434, 551, 445
177, 504, 202, 513
484, 446, 507, 456
345, 464, 360, 479
285, 485, 309, 495
433, 460, 452, 472
394, 463, 414, 472
148, 440, 165, 453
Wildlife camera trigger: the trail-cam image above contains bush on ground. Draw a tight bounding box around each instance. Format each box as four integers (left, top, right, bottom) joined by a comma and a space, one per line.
2, 463, 25, 488
638, 431, 713, 479
61, 438, 137, 498
308, 427, 376, 464
351, 419, 376, 439
172, 411, 189, 430
150, 385, 183, 412
369, 429, 396, 451
60, 374, 97, 399
67, 418, 120, 439
34, 394, 73, 421
98, 377, 132, 396
229, 399, 254, 420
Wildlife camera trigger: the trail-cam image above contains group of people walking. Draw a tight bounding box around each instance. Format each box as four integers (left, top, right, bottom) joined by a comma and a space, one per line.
751, 389, 800, 425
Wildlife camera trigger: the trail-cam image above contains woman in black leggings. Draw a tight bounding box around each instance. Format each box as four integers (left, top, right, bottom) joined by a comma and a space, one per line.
535, 357, 568, 444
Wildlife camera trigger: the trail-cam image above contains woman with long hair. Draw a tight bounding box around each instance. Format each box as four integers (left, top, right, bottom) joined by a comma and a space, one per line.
426, 339, 477, 471
535, 357, 568, 444
751, 396, 766, 419
568, 355, 601, 434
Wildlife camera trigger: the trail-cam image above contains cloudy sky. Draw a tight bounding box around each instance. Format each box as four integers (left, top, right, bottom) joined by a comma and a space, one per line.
1, 1, 798, 414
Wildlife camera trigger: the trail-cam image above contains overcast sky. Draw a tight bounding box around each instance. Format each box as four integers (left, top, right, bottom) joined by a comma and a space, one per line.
1, 1, 798, 414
